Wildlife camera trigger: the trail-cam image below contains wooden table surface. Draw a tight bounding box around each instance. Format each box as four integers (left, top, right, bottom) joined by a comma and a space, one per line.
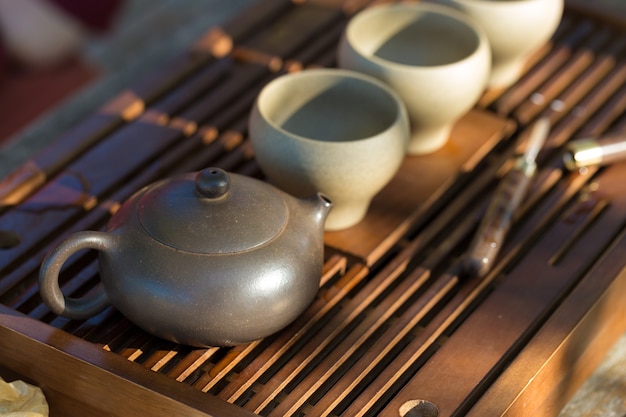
0, 0, 626, 417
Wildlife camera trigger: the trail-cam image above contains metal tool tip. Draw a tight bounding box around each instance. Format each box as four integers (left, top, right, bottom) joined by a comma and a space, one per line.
524, 117, 551, 163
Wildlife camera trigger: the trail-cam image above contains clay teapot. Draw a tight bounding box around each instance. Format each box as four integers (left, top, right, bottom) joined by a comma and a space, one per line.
39, 168, 332, 347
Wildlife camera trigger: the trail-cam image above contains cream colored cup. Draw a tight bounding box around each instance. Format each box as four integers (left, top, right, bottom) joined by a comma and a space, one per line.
249, 68, 409, 231
440, 0, 564, 88
338, 2, 490, 155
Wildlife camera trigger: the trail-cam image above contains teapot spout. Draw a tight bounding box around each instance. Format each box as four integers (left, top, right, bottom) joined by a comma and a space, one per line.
304, 192, 333, 226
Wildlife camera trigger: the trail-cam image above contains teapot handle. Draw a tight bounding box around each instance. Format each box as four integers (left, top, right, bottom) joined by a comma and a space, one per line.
39, 231, 113, 320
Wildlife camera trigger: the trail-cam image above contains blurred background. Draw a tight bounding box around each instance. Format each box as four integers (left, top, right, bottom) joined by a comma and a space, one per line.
0, 0, 252, 175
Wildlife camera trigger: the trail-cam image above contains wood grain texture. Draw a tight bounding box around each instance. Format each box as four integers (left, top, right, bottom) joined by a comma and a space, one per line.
0, 1, 625, 416
0, 305, 258, 417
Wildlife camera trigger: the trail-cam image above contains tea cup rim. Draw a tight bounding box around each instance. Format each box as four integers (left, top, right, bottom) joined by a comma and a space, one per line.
254, 68, 409, 145
342, 2, 489, 72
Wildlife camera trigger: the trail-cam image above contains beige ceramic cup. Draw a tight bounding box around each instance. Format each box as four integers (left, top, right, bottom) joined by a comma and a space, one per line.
440, 0, 564, 88
338, 2, 491, 155
249, 68, 409, 231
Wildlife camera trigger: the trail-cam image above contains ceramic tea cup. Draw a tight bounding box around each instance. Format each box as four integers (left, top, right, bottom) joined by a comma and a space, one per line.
248, 68, 409, 231
338, 2, 490, 155
439, 0, 564, 88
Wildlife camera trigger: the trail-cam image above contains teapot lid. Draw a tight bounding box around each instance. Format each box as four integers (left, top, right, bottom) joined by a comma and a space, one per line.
136, 168, 288, 254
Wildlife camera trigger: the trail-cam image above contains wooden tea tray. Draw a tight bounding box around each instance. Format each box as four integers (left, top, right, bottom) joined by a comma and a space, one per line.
1, 0, 625, 416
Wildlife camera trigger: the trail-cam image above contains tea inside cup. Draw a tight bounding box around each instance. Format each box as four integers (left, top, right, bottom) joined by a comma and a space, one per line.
338, 3, 491, 154
249, 68, 409, 231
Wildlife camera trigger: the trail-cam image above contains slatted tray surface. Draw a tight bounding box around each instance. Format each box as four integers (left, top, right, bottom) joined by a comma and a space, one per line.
1, 0, 626, 416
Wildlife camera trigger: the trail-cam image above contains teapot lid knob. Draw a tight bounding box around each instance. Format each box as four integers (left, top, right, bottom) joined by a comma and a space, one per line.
195, 168, 230, 199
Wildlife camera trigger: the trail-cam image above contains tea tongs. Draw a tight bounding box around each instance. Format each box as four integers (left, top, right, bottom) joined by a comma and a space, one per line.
463, 117, 551, 278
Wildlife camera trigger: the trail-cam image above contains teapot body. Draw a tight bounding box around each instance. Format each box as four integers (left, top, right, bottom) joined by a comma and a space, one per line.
39, 169, 331, 347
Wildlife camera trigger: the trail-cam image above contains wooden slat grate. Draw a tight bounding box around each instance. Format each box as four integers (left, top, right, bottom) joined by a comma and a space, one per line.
1, 1, 625, 416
